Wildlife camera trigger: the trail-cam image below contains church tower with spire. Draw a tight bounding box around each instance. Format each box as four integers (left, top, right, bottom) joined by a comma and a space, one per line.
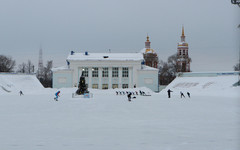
177, 26, 191, 72
143, 35, 158, 68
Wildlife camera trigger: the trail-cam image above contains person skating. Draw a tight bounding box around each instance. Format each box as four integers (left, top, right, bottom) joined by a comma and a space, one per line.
167, 89, 173, 98
19, 91, 24, 96
127, 92, 132, 102
187, 92, 190, 98
180, 91, 185, 98
54, 91, 60, 101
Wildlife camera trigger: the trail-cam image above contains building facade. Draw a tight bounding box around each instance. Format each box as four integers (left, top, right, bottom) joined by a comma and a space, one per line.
177, 26, 191, 72
53, 52, 159, 92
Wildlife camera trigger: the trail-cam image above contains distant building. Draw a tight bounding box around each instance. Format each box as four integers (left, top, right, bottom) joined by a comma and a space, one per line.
52, 51, 159, 92
177, 26, 191, 72
142, 35, 159, 69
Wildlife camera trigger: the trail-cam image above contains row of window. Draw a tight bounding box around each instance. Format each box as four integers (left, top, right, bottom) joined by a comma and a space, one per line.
87, 84, 128, 89
82, 67, 129, 78
179, 50, 188, 56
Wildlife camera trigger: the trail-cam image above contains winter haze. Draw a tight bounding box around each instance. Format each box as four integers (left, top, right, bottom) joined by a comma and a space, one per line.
0, 0, 239, 71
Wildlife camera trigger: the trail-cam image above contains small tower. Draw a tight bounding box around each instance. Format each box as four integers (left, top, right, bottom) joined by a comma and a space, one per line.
145, 35, 151, 49
143, 35, 158, 68
177, 26, 191, 72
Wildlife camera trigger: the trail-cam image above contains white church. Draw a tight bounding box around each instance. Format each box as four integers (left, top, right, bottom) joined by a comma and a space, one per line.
52, 36, 159, 92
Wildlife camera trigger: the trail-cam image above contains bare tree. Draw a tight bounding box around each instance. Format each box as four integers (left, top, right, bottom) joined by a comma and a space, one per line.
38, 60, 53, 87
26, 60, 34, 74
234, 63, 240, 71
158, 53, 191, 85
17, 62, 27, 73
158, 60, 176, 85
0, 55, 16, 72
17, 60, 34, 74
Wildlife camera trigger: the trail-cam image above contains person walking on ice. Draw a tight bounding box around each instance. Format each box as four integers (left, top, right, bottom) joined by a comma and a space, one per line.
180, 91, 185, 98
54, 91, 61, 101
19, 91, 24, 96
167, 89, 173, 98
127, 92, 132, 102
187, 92, 190, 98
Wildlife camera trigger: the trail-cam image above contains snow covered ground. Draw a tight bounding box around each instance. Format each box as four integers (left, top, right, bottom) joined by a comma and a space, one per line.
0, 74, 239, 150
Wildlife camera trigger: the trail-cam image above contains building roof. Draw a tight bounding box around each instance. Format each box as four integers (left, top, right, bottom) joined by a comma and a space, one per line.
67, 52, 144, 61
141, 65, 159, 71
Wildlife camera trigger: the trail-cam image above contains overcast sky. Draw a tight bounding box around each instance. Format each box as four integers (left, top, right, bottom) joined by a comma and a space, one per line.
0, 0, 239, 71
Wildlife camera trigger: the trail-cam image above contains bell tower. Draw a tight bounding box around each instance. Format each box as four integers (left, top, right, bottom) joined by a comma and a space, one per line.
177, 26, 191, 72
143, 35, 158, 68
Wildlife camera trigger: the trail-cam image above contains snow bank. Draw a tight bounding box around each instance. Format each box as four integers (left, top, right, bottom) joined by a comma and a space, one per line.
160, 75, 240, 97
0, 74, 48, 95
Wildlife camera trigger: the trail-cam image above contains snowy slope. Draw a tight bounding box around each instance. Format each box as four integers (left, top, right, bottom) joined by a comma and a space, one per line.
160, 75, 240, 97
0, 74, 45, 95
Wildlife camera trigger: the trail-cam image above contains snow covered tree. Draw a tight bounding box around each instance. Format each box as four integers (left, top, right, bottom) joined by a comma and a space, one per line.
0, 55, 16, 72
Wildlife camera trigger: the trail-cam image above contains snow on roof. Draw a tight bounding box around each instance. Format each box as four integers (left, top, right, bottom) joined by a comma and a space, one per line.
141, 65, 158, 71
67, 52, 143, 61
52, 66, 71, 72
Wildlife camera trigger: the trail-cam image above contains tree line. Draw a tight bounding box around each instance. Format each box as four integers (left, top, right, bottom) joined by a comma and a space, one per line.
0, 55, 52, 87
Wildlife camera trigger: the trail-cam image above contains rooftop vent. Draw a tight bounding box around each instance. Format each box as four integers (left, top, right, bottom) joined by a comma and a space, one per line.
85, 51, 88, 55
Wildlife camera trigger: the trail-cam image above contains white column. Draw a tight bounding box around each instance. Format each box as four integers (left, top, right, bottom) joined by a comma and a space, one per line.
108, 67, 112, 89
133, 65, 138, 87
99, 67, 102, 89
129, 67, 132, 88
119, 67, 122, 88
73, 66, 79, 87
89, 67, 92, 88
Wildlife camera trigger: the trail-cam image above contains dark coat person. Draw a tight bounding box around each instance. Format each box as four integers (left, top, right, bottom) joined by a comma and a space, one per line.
180, 91, 185, 98
187, 92, 190, 98
167, 89, 173, 98
127, 93, 132, 101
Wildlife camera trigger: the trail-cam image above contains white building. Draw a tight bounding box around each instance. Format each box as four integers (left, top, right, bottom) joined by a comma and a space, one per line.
52, 51, 159, 92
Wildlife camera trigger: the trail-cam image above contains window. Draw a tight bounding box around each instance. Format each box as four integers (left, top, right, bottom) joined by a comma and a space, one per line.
92, 84, 98, 89
179, 50, 182, 55
102, 84, 108, 89
92, 67, 98, 77
183, 50, 185, 55
112, 84, 118, 89
112, 67, 118, 77
122, 67, 128, 77
102, 67, 108, 77
82, 68, 88, 77
122, 84, 128, 89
